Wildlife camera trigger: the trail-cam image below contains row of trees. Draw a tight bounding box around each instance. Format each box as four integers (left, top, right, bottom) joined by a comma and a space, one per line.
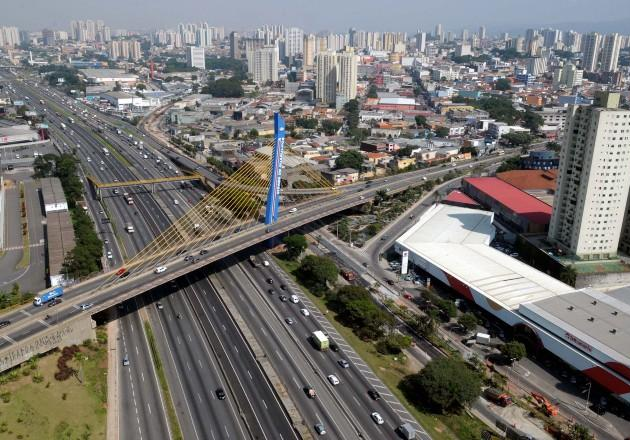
201, 77, 244, 98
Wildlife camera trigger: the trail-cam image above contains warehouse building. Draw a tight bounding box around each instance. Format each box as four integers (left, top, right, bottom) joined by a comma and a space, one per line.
40, 177, 68, 213
395, 203, 630, 404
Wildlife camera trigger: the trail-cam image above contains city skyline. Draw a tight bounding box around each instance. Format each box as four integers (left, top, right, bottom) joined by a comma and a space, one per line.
2, 0, 630, 34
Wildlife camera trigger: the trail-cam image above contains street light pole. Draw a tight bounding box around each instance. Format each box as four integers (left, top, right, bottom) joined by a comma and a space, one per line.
585, 381, 592, 414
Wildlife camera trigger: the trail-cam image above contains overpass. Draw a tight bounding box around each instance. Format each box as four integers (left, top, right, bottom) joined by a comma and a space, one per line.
0, 113, 513, 371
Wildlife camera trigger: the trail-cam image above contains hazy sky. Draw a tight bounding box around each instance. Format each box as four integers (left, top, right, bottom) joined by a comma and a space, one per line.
3, 0, 630, 34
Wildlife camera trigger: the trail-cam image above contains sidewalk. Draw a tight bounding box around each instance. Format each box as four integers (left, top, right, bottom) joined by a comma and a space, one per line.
106, 320, 119, 440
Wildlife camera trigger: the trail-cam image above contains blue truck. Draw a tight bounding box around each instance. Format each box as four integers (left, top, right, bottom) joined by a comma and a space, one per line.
33, 287, 64, 307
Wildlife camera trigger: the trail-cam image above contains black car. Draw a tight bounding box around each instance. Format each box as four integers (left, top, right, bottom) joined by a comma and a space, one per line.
280, 284, 287, 290
267, 289, 275, 295
199, 249, 208, 255
216, 388, 226, 400
0, 321, 10, 329
184, 255, 192, 262
368, 389, 381, 401
279, 295, 288, 302
47, 298, 62, 307
266, 278, 273, 284
330, 343, 339, 352
120, 272, 130, 279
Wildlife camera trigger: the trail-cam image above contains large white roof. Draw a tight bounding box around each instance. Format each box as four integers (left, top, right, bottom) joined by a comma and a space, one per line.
397, 204, 576, 311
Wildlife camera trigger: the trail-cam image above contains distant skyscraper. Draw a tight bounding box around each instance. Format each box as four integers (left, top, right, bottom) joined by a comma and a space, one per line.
479, 26, 486, 40
229, 31, 241, 59
42, 29, 56, 46
253, 46, 278, 83
337, 49, 358, 102
461, 29, 469, 42
434, 24, 443, 41
284, 27, 304, 58
129, 40, 141, 61
315, 51, 337, 105
548, 93, 630, 260
245, 38, 265, 75
542, 28, 560, 48
416, 31, 426, 53
582, 32, 602, 72
186, 46, 205, 69
601, 33, 621, 72
303, 34, 316, 67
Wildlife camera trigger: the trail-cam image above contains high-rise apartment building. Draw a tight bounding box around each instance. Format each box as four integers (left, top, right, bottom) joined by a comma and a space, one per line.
434, 24, 443, 41
548, 93, 630, 260
552, 62, 583, 89
284, 27, 304, 58
316, 51, 337, 105
129, 40, 141, 61
416, 31, 426, 53
42, 29, 56, 46
479, 26, 486, 40
229, 31, 241, 59
303, 34, 316, 67
252, 46, 278, 83
582, 32, 602, 72
601, 33, 622, 72
337, 49, 358, 102
186, 46, 205, 69
245, 38, 265, 75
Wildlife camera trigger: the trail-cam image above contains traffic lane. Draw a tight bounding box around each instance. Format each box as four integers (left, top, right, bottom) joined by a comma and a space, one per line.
118, 302, 171, 440
152, 285, 235, 440
246, 262, 400, 438
187, 275, 299, 440
157, 281, 249, 440
216, 263, 360, 439
147, 285, 209, 440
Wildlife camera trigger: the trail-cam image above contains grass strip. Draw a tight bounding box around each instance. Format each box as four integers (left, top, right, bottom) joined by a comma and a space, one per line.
16, 182, 30, 269
274, 256, 488, 440
143, 320, 183, 440
95, 135, 132, 168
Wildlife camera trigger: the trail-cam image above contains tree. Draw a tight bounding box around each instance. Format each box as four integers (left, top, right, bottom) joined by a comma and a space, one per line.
501, 132, 533, 147
415, 115, 429, 128
459, 146, 478, 157
335, 150, 363, 171
248, 128, 259, 139
297, 255, 338, 294
457, 312, 479, 332
376, 333, 413, 354
321, 119, 342, 135
546, 141, 561, 152
496, 156, 521, 173
282, 234, 308, 260
500, 341, 527, 362
434, 126, 450, 138
568, 424, 594, 440
343, 99, 360, 129
202, 77, 244, 97
522, 110, 544, 132
560, 264, 577, 286
494, 78, 512, 91
295, 117, 318, 130
367, 85, 378, 99
400, 357, 482, 413
136, 83, 146, 90
328, 285, 394, 340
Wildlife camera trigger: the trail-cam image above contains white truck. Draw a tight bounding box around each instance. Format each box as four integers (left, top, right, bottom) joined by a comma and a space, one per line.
126, 224, 135, 233
311, 331, 329, 351
475, 332, 491, 345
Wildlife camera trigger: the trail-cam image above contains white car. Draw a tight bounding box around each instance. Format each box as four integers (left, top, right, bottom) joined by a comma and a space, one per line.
290, 294, 299, 304
154, 266, 167, 274
371, 412, 384, 425
300, 308, 310, 317
173, 199, 179, 205
289, 207, 298, 213
327, 374, 340, 386
106, 251, 113, 259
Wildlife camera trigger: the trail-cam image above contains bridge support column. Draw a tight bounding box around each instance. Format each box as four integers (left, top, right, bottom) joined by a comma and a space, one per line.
264, 113, 286, 225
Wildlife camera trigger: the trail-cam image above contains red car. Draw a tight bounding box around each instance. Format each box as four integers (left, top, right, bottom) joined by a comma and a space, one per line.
116, 268, 127, 277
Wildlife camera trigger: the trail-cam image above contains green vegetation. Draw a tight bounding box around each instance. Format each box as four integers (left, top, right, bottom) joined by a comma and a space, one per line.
207, 157, 234, 176
281, 234, 308, 260
0, 331, 108, 439
499, 341, 527, 362
335, 150, 363, 170
458, 146, 478, 157
546, 141, 561, 152
321, 119, 342, 135
163, 58, 197, 73
400, 357, 482, 413
274, 256, 488, 440
33, 154, 83, 207
522, 110, 544, 131
367, 84, 378, 98
296, 255, 338, 295
63, 208, 103, 279
343, 98, 361, 139
328, 285, 394, 340
560, 265, 577, 286
205, 57, 247, 80
494, 78, 511, 91
501, 132, 534, 147
376, 333, 413, 355
496, 156, 521, 173
295, 117, 318, 130
434, 126, 450, 138
457, 312, 479, 332
144, 321, 183, 440
568, 423, 594, 440
421, 290, 457, 320
415, 115, 429, 128
39, 65, 81, 88
202, 77, 244, 97
0, 283, 34, 312
17, 182, 30, 269
491, 47, 526, 61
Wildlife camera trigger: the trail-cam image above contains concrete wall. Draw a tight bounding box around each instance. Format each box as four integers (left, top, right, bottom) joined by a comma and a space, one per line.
575, 271, 630, 290
0, 316, 95, 372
